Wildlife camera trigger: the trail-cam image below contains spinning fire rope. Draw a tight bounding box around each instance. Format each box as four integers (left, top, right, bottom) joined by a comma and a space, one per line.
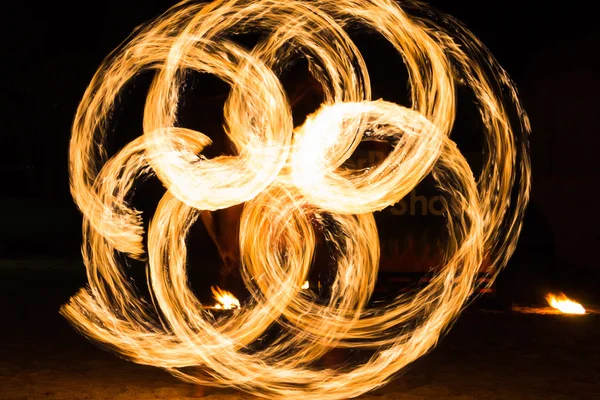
62, 0, 530, 398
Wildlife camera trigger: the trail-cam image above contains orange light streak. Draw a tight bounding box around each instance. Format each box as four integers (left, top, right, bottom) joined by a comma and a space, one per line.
61, 0, 530, 398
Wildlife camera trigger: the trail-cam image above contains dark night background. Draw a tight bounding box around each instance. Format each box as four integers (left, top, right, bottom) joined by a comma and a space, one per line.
1, 1, 599, 399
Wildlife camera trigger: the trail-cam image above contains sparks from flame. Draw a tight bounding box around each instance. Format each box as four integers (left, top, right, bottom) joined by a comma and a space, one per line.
546, 293, 586, 315
61, 0, 530, 398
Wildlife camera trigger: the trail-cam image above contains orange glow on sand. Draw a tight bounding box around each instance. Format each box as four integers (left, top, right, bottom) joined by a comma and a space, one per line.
61, 0, 530, 398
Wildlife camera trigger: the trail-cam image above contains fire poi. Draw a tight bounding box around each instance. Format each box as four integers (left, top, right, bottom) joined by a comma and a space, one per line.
61, 0, 531, 398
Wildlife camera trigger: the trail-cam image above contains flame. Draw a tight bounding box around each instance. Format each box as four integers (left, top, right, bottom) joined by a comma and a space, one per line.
301, 281, 309, 290
546, 293, 585, 315
211, 286, 241, 310
60, 0, 530, 398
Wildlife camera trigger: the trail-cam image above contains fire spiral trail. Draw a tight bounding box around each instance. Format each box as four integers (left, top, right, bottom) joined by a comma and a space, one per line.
61, 0, 531, 398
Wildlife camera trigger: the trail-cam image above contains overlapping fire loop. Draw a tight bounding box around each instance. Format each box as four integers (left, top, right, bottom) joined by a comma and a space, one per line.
61, 0, 531, 398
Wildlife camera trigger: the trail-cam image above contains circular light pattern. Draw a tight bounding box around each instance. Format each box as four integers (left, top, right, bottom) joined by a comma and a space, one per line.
61, 0, 531, 398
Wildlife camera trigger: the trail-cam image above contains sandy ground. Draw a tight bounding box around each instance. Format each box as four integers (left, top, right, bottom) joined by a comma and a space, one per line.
1, 258, 599, 400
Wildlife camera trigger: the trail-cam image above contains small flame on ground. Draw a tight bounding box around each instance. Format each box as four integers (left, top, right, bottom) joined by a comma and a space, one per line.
546, 293, 585, 315
211, 286, 240, 310
301, 281, 309, 290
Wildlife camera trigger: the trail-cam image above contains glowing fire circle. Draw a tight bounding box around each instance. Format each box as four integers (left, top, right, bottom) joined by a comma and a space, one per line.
62, 0, 530, 398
